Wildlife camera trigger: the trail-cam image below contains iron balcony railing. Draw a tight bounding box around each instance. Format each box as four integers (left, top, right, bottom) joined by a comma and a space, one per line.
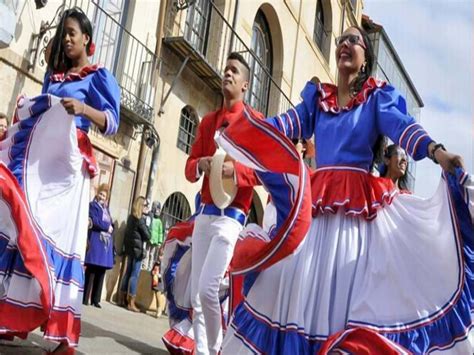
164, 0, 294, 116
30, 0, 157, 123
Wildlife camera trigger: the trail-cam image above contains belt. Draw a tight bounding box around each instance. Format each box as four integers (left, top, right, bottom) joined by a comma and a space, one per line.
197, 204, 246, 226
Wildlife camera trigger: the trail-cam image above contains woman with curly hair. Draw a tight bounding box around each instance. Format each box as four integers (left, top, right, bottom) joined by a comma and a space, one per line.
219, 25, 471, 354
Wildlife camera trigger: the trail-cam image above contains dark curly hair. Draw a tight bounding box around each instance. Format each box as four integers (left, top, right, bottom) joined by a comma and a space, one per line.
345, 26, 385, 171
381, 144, 409, 191
348, 26, 375, 96
48, 7, 93, 72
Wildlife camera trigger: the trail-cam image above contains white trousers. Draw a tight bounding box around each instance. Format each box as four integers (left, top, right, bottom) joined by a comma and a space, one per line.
191, 213, 242, 355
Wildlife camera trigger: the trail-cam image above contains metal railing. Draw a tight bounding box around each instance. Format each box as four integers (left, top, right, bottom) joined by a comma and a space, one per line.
30, 0, 157, 123
165, 0, 294, 116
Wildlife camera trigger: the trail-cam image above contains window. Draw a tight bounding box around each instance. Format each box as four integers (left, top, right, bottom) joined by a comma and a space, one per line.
313, 1, 326, 55
91, 0, 128, 74
177, 106, 198, 154
161, 192, 192, 233
185, 0, 211, 54
247, 10, 273, 115
350, 0, 357, 11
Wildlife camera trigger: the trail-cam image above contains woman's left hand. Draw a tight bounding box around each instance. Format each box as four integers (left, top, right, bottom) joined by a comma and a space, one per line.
61, 97, 86, 116
436, 149, 465, 173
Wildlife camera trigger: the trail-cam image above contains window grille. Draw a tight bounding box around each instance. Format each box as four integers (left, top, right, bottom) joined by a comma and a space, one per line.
177, 106, 198, 154
161, 192, 192, 234
314, 1, 326, 54
350, 0, 357, 12
185, 0, 211, 54
246, 10, 273, 115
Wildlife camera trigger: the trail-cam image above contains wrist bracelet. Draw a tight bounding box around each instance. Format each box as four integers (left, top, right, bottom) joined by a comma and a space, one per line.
430, 143, 445, 164
82, 103, 87, 115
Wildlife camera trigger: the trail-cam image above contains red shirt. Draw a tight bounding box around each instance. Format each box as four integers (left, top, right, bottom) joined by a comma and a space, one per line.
185, 101, 263, 213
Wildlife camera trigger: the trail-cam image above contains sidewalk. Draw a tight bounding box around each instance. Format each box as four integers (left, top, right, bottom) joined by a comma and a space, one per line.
0, 302, 169, 354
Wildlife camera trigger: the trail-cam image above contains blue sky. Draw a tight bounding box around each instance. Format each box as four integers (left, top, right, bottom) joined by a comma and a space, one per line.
364, 0, 473, 197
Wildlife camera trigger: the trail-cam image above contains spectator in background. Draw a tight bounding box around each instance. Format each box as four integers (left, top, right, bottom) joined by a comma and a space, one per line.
143, 198, 153, 229
148, 201, 164, 267
142, 198, 155, 270
119, 196, 150, 312
150, 246, 167, 318
151, 202, 164, 246
83, 184, 115, 308
0, 113, 8, 141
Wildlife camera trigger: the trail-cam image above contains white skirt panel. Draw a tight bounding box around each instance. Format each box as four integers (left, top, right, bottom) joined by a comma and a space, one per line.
222, 177, 473, 354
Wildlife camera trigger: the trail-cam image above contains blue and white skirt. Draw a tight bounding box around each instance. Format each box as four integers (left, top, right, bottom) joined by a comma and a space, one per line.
222, 172, 474, 354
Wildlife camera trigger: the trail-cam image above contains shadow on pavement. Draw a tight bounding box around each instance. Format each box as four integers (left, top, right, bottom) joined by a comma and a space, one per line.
0, 341, 45, 355
0, 321, 168, 355
0, 332, 84, 355
80, 320, 168, 354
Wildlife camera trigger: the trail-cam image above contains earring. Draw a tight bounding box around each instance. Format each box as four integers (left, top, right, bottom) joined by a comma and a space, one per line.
360, 64, 366, 73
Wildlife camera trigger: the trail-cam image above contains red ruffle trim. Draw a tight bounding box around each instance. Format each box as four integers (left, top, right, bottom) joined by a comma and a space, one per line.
320, 328, 409, 354
165, 220, 194, 244
310, 168, 397, 220
318, 76, 386, 113
162, 328, 194, 355
43, 309, 81, 347
77, 129, 98, 178
0, 303, 80, 347
50, 64, 102, 83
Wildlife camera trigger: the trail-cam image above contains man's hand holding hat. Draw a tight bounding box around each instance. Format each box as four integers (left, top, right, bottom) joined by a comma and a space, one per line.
198, 156, 213, 176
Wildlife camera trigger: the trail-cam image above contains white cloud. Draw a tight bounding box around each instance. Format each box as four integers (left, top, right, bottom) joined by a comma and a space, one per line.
364, 0, 473, 197
414, 108, 473, 197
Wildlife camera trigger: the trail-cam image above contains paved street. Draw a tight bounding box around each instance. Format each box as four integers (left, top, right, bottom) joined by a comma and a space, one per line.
0, 302, 169, 354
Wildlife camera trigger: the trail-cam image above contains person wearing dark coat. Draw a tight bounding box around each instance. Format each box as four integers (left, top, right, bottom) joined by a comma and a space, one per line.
119, 196, 151, 312
83, 184, 114, 308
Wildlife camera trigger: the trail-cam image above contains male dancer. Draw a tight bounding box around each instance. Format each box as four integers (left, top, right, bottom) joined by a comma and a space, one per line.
185, 52, 261, 355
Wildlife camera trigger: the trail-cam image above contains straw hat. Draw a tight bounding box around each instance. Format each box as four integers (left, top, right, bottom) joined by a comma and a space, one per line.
209, 147, 238, 209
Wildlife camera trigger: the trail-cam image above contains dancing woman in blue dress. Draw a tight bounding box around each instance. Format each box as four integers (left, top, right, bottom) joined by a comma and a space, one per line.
220, 26, 472, 354
0, 8, 119, 354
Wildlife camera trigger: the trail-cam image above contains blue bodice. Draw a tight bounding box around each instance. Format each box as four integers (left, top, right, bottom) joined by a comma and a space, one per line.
267, 77, 432, 170
42, 65, 120, 136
